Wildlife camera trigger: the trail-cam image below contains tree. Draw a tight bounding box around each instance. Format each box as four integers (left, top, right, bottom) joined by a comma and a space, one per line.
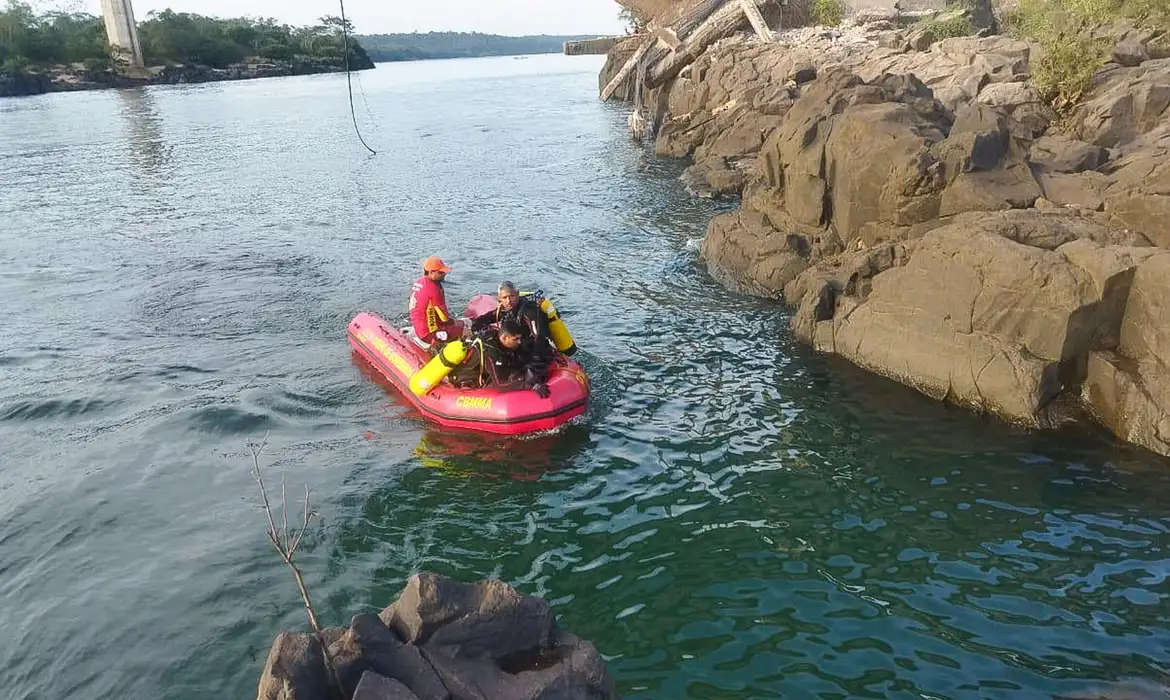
619, 6, 651, 32
0, 4, 375, 71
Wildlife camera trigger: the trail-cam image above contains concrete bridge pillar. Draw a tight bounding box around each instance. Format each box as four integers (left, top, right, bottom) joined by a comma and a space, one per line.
100, 0, 147, 74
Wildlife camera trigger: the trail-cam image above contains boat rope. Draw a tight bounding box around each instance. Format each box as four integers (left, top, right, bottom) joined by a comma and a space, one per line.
339, 0, 376, 155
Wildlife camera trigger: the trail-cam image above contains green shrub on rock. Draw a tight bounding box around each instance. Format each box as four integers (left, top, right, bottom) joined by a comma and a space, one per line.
811, 0, 846, 27
918, 13, 976, 42
1005, 0, 1170, 112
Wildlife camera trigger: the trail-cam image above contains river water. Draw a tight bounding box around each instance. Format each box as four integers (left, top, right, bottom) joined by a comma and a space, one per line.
2, 54, 1169, 700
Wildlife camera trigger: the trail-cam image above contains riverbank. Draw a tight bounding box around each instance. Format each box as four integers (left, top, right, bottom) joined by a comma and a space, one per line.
0, 57, 375, 99
601, 1, 1170, 458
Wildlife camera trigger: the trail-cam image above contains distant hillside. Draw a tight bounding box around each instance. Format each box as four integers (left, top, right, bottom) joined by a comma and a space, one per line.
355, 32, 603, 62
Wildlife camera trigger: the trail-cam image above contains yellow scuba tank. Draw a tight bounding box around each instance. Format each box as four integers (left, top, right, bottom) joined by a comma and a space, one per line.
409, 340, 468, 397
538, 297, 577, 356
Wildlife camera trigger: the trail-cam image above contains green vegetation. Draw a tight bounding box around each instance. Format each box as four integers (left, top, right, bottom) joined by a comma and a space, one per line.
355, 32, 596, 63
810, 0, 846, 27
1004, 0, 1170, 112
0, 2, 113, 71
0, 1, 371, 72
916, 12, 975, 43
619, 7, 651, 32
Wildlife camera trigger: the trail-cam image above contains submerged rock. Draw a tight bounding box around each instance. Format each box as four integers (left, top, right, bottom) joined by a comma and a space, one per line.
256, 573, 618, 700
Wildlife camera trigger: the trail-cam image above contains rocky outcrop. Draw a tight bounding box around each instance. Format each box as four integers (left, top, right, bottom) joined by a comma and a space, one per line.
1069, 58, 1170, 149
0, 69, 49, 98
257, 573, 618, 700
1083, 251, 1170, 456
603, 7, 1170, 457
652, 28, 1052, 198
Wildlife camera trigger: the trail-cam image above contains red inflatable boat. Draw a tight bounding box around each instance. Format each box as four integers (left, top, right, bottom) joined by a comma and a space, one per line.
347, 296, 589, 435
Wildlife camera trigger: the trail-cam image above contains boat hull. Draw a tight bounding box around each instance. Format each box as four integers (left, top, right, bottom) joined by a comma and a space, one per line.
347, 312, 589, 435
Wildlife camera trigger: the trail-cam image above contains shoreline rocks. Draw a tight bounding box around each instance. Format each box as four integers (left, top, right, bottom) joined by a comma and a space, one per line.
0, 56, 376, 99
258, 573, 619, 700
602, 6, 1170, 458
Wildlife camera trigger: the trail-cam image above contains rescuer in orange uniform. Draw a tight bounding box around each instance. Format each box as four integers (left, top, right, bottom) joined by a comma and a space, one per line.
409, 256, 463, 346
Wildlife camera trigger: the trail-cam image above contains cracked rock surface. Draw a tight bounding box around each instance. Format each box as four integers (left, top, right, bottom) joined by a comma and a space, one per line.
257, 573, 619, 700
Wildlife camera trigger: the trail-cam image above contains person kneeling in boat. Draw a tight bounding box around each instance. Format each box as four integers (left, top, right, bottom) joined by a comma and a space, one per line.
470, 281, 551, 348
450, 320, 552, 397
409, 256, 464, 347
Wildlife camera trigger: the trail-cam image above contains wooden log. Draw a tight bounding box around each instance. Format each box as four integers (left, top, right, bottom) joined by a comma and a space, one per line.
674, 0, 733, 35
645, 0, 768, 89
652, 26, 682, 50
602, 0, 731, 102
738, 0, 774, 41
601, 38, 654, 101
644, 0, 729, 88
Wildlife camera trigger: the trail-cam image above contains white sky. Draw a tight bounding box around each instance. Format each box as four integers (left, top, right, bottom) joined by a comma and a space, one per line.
72, 0, 628, 35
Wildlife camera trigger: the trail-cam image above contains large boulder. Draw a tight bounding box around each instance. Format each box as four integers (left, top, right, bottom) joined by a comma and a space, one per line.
1029, 134, 1110, 174
354, 673, 422, 700
422, 629, 616, 700
257, 632, 332, 700
1099, 134, 1170, 248
755, 71, 1047, 248
654, 38, 808, 193
700, 209, 812, 298
1083, 252, 1170, 456
379, 574, 553, 662
801, 220, 1152, 425
856, 36, 1032, 111
257, 575, 617, 700
328, 615, 450, 699
1069, 59, 1170, 149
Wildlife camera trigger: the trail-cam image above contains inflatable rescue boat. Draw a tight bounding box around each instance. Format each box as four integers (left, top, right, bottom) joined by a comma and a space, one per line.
347, 295, 589, 435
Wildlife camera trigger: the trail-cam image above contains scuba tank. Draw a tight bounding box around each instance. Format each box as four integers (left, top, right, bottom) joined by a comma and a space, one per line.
537, 297, 577, 356
409, 339, 468, 397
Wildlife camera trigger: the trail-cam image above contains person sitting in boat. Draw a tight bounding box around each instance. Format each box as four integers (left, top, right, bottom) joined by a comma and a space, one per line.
409, 256, 464, 347
450, 320, 552, 397
470, 281, 551, 346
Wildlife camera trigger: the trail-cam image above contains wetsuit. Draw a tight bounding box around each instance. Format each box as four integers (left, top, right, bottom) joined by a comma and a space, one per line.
470, 296, 551, 346
451, 330, 551, 393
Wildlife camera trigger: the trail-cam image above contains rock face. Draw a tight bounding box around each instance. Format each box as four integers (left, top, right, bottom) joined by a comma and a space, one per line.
604, 11, 1170, 456
1083, 252, 1170, 456
0, 69, 49, 98
257, 573, 618, 700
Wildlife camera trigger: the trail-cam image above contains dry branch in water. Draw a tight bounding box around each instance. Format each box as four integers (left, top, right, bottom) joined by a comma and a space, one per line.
249, 434, 343, 697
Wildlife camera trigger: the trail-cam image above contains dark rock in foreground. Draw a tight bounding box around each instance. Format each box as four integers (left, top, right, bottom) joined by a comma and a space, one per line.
257, 573, 619, 700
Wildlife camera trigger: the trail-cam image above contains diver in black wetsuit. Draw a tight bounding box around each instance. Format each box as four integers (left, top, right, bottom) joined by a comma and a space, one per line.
470, 281, 551, 347
450, 320, 552, 397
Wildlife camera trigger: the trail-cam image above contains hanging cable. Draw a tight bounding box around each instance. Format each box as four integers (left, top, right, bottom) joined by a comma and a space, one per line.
339, 0, 376, 155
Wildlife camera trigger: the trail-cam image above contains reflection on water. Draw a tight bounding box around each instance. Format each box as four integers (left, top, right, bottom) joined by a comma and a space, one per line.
115, 87, 173, 179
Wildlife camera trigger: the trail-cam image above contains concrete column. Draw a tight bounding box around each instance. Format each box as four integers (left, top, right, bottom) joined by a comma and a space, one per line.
100, 0, 146, 72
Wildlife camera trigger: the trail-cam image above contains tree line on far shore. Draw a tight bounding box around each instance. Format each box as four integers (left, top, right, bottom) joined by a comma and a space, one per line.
0, 2, 371, 72
355, 31, 600, 62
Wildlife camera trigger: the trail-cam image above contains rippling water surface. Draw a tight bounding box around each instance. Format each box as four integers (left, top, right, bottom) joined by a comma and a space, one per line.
2, 54, 1169, 700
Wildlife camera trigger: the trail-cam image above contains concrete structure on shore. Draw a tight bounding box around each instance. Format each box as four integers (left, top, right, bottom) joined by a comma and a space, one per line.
564, 36, 629, 55
100, 0, 147, 74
